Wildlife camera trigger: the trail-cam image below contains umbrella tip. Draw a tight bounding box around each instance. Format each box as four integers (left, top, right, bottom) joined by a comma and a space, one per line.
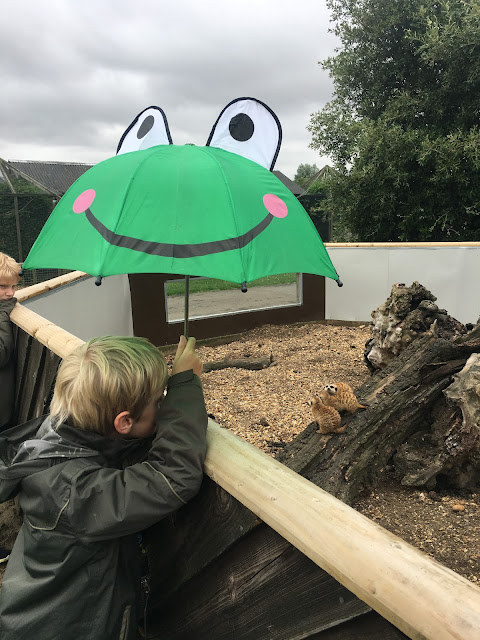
241, 282, 248, 293
95, 276, 103, 286
336, 277, 343, 288
18, 268, 24, 277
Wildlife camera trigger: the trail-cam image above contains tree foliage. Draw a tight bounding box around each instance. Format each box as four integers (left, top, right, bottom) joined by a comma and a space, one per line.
309, 0, 480, 241
301, 175, 357, 242
294, 163, 319, 186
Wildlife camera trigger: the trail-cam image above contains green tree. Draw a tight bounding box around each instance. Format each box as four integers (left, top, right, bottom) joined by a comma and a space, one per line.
294, 163, 319, 186
300, 172, 355, 242
309, 0, 480, 241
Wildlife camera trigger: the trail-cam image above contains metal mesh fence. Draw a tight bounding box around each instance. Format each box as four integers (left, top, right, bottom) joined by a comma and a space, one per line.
0, 191, 72, 286
0, 191, 54, 261
20, 268, 72, 287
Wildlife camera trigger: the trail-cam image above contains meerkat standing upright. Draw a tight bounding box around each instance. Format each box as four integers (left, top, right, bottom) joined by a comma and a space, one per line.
308, 396, 346, 434
319, 382, 366, 413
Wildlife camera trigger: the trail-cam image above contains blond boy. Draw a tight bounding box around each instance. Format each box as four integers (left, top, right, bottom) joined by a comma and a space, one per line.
0, 252, 21, 431
0, 334, 207, 640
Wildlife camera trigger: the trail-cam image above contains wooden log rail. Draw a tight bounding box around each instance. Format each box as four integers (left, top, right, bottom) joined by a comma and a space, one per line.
9, 294, 480, 640
15, 270, 88, 305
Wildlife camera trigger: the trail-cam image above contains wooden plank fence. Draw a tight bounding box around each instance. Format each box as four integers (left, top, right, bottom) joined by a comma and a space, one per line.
12, 327, 61, 425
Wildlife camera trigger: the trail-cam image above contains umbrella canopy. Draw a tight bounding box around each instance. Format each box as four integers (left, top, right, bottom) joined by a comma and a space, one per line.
24, 97, 340, 295
24, 144, 338, 284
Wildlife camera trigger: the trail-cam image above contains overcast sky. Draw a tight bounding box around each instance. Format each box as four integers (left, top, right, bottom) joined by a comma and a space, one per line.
0, 0, 338, 180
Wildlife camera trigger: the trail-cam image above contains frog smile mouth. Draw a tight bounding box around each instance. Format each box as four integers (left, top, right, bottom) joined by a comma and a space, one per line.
84, 208, 274, 258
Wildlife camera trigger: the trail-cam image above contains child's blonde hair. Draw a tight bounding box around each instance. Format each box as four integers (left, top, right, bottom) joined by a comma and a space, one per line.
50, 336, 168, 435
0, 252, 21, 284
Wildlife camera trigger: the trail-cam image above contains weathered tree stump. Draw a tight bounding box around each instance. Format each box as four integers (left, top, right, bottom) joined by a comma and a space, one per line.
364, 281, 467, 371
396, 349, 480, 488
278, 321, 480, 504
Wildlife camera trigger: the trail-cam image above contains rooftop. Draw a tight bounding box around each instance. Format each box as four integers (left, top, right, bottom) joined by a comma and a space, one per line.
0, 159, 302, 197
0, 159, 93, 197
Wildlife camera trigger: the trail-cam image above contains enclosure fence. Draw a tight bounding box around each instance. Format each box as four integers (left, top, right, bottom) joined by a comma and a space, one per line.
10, 279, 480, 640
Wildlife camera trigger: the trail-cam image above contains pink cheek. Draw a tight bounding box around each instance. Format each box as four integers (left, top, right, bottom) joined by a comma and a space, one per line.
73, 189, 96, 214
263, 193, 288, 218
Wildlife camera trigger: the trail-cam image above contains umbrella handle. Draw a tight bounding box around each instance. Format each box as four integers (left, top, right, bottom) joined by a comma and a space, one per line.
184, 275, 190, 339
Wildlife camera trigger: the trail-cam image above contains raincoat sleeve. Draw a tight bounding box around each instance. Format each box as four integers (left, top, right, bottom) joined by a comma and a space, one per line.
0, 299, 16, 368
68, 369, 208, 542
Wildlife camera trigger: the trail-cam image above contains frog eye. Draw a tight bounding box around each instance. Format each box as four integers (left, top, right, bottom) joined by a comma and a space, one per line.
206, 97, 282, 171
117, 106, 173, 155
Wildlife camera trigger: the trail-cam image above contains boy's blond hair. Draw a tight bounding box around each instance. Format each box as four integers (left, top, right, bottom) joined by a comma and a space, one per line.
50, 336, 168, 435
0, 252, 21, 284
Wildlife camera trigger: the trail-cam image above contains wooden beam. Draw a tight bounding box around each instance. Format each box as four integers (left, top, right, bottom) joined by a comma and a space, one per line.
10, 303, 83, 357
15, 271, 88, 303
204, 420, 480, 640
9, 302, 480, 640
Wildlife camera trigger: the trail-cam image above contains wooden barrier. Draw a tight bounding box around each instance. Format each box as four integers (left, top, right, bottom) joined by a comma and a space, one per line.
10, 304, 83, 358
15, 270, 88, 304
8, 291, 480, 640
10, 299, 84, 424
205, 421, 480, 640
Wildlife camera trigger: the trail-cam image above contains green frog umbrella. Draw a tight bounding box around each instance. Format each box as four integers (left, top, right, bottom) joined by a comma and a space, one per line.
23, 98, 341, 333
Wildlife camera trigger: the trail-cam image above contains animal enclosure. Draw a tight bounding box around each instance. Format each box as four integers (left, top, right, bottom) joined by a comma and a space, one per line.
6, 280, 480, 639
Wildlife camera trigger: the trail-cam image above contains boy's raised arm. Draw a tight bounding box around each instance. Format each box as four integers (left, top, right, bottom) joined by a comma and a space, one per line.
69, 339, 208, 541
172, 335, 202, 377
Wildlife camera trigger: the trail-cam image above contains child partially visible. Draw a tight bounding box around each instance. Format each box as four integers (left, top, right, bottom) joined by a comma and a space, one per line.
0, 334, 208, 639
0, 252, 21, 432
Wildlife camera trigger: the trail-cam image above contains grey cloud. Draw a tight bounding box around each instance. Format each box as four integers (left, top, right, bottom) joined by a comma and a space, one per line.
0, 0, 338, 177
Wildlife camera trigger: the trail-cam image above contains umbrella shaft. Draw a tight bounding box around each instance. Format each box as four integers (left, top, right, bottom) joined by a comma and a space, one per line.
184, 275, 190, 339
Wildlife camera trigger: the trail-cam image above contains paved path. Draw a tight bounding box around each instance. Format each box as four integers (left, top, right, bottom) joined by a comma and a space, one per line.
167, 283, 298, 321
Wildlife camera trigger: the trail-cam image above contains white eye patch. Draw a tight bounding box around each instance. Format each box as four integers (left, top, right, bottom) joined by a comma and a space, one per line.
116, 98, 282, 171
206, 97, 282, 171
117, 106, 173, 155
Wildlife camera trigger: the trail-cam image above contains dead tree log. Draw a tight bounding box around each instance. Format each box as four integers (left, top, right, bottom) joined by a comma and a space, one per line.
203, 354, 273, 373
278, 324, 480, 505
395, 349, 480, 489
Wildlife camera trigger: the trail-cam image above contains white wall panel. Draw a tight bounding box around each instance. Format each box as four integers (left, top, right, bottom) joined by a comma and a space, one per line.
23, 274, 133, 340
326, 247, 480, 325
21, 247, 480, 337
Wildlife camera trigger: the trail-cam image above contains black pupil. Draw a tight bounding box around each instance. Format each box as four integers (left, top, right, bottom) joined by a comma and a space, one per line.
229, 113, 254, 142
137, 115, 155, 139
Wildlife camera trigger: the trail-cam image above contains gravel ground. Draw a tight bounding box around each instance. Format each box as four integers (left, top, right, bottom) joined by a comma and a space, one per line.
194, 322, 371, 450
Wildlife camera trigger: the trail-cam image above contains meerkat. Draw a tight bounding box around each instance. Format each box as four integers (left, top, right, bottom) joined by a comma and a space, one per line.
319, 382, 367, 413
308, 396, 346, 434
